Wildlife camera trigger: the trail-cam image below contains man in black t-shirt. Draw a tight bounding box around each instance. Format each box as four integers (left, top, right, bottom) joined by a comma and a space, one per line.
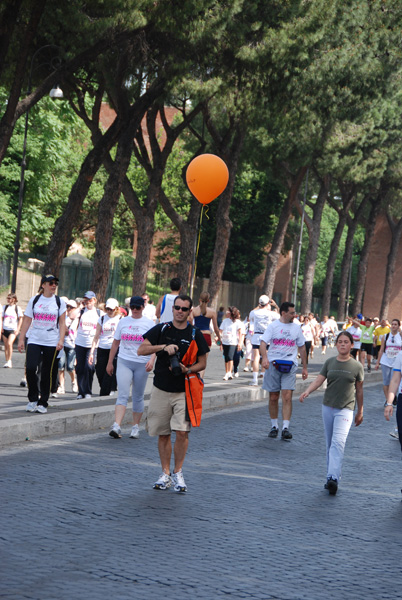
138, 294, 209, 493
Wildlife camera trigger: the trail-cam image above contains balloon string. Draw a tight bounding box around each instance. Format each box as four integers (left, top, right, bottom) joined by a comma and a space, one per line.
204, 205, 210, 219
193, 205, 204, 283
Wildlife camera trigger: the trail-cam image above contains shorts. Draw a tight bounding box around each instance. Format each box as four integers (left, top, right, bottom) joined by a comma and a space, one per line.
350, 349, 359, 358
381, 364, 393, 386
252, 344, 260, 350
262, 362, 297, 392
222, 344, 236, 362
373, 345, 380, 358
2, 329, 17, 339
58, 347, 76, 372
146, 386, 191, 436
361, 343, 373, 354
202, 332, 212, 347
321, 336, 328, 346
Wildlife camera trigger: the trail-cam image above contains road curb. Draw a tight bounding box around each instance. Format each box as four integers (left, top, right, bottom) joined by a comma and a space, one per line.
0, 372, 383, 447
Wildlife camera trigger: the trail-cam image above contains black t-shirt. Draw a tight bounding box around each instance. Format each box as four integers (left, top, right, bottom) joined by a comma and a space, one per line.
144, 322, 209, 393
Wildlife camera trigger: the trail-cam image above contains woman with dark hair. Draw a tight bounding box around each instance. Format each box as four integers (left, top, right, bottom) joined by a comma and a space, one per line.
219, 306, 244, 381
301, 315, 314, 364
89, 298, 121, 396
2, 292, 23, 368
18, 275, 66, 414
299, 331, 364, 496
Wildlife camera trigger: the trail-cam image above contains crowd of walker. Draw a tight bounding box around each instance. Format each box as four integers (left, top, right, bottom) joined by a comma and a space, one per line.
1, 275, 402, 496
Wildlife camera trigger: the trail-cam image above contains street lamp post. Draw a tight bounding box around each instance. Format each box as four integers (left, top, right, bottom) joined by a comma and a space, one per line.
11, 45, 63, 293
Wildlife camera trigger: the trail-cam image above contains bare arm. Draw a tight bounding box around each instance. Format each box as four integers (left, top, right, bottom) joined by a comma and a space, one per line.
384, 370, 402, 421
138, 338, 178, 356
89, 323, 102, 365
260, 340, 269, 369
355, 380, 364, 426
299, 374, 326, 402
375, 336, 386, 370
299, 345, 308, 379
155, 295, 163, 319
180, 353, 207, 375
18, 315, 32, 352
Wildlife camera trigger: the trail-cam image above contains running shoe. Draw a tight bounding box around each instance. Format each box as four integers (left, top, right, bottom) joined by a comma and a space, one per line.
268, 426, 279, 438
20, 377, 27, 387
367, 366, 371, 373
325, 477, 338, 495
76, 395, 83, 400
72, 381, 78, 393
281, 427, 293, 440
172, 470, 187, 493
390, 430, 399, 439
35, 405, 48, 414
25, 401, 37, 412
243, 367, 250, 372
3, 360, 11, 368
57, 386, 65, 394
249, 381, 259, 387
129, 424, 140, 439
234, 372, 239, 378
109, 424, 122, 439
84, 394, 92, 399
153, 472, 172, 490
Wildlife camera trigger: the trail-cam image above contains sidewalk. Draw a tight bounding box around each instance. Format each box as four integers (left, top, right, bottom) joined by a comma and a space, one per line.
0, 344, 383, 446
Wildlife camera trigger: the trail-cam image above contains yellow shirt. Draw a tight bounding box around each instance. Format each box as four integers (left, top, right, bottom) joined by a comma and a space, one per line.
374, 326, 390, 346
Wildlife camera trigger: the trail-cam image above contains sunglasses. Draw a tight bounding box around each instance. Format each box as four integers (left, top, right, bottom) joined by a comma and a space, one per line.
131, 305, 143, 310
173, 305, 190, 312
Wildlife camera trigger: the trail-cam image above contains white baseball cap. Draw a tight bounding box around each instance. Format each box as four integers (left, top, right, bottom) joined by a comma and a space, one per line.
105, 298, 119, 310
259, 295, 269, 306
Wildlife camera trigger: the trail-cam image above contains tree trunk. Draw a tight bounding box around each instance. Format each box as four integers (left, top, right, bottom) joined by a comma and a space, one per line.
321, 184, 356, 317
90, 123, 138, 300
379, 213, 402, 320
337, 195, 369, 321
299, 175, 330, 314
263, 166, 308, 297
132, 209, 158, 296
177, 202, 202, 292
351, 198, 381, 316
43, 117, 123, 276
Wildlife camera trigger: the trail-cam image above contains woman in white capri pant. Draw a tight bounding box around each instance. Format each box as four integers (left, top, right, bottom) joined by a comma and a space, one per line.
106, 296, 155, 439
299, 331, 364, 496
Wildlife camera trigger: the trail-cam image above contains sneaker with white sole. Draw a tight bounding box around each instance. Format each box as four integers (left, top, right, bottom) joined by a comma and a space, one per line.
76, 394, 83, 399
249, 381, 259, 386
35, 405, 47, 414
85, 394, 92, 399
129, 424, 140, 439
57, 386, 65, 394
109, 424, 122, 439
243, 367, 250, 372
72, 382, 78, 393
20, 377, 27, 387
51, 393, 58, 398
172, 470, 187, 493
25, 401, 38, 412
153, 472, 172, 490
234, 372, 239, 378
3, 360, 12, 368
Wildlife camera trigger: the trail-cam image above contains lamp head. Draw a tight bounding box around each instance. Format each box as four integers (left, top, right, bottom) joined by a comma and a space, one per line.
49, 86, 63, 99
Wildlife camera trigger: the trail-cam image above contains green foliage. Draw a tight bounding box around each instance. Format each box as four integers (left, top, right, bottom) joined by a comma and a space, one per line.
197, 164, 285, 283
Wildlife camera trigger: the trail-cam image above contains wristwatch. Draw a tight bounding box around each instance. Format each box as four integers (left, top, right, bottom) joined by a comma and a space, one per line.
186, 368, 192, 375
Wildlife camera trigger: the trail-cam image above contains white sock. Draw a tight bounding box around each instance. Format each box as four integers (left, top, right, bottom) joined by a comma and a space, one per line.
283, 420, 290, 430
114, 422, 120, 428
271, 419, 278, 429
253, 372, 258, 383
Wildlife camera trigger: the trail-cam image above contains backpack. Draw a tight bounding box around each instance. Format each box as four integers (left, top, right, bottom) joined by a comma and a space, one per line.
32, 294, 61, 328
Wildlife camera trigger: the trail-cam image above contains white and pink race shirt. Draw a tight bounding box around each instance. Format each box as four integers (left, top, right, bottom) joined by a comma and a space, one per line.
114, 315, 155, 363
24, 294, 66, 347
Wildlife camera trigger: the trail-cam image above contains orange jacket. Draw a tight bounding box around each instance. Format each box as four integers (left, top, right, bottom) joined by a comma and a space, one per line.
182, 337, 204, 427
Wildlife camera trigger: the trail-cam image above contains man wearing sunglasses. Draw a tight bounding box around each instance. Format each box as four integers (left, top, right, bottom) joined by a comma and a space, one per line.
138, 294, 209, 493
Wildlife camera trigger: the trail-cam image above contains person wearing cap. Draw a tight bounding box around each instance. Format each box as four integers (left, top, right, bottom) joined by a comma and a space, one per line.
138, 294, 209, 492
18, 274, 67, 414
56, 299, 79, 394
74, 291, 101, 399
89, 298, 121, 396
248, 294, 279, 386
106, 296, 155, 440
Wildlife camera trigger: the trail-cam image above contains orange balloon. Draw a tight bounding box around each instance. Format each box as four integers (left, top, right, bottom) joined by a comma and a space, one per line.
186, 154, 229, 205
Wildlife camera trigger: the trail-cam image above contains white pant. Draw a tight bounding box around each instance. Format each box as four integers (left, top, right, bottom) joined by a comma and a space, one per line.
116, 357, 149, 413
322, 404, 353, 481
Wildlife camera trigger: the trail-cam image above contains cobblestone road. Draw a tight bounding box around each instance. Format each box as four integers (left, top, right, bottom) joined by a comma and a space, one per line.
1, 382, 402, 600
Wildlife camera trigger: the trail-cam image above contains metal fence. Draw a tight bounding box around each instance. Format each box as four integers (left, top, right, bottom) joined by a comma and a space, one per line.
0, 257, 11, 289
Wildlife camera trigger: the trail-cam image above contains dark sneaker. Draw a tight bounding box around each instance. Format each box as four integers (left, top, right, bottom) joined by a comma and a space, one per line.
268, 426, 279, 438
281, 428, 292, 440
367, 366, 371, 373
325, 477, 338, 495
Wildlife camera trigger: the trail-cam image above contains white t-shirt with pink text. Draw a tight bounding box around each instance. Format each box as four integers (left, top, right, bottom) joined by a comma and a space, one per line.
24, 294, 66, 347
114, 315, 154, 363
261, 319, 306, 366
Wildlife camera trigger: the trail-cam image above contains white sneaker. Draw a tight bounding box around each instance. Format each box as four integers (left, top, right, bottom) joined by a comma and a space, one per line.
153, 472, 172, 490
51, 393, 58, 398
129, 424, 140, 439
26, 401, 37, 412
223, 373, 230, 381
234, 372, 239, 378
76, 394, 83, 399
35, 405, 47, 414
72, 381, 78, 393
243, 367, 250, 372
390, 430, 399, 439
3, 360, 11, 368
57, 386, 65, 394
84, 394, 92, 399
249, 381, 259, 386
109, 424, 122, 439
20, 377, 27, 387
172, 470, 187, 493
